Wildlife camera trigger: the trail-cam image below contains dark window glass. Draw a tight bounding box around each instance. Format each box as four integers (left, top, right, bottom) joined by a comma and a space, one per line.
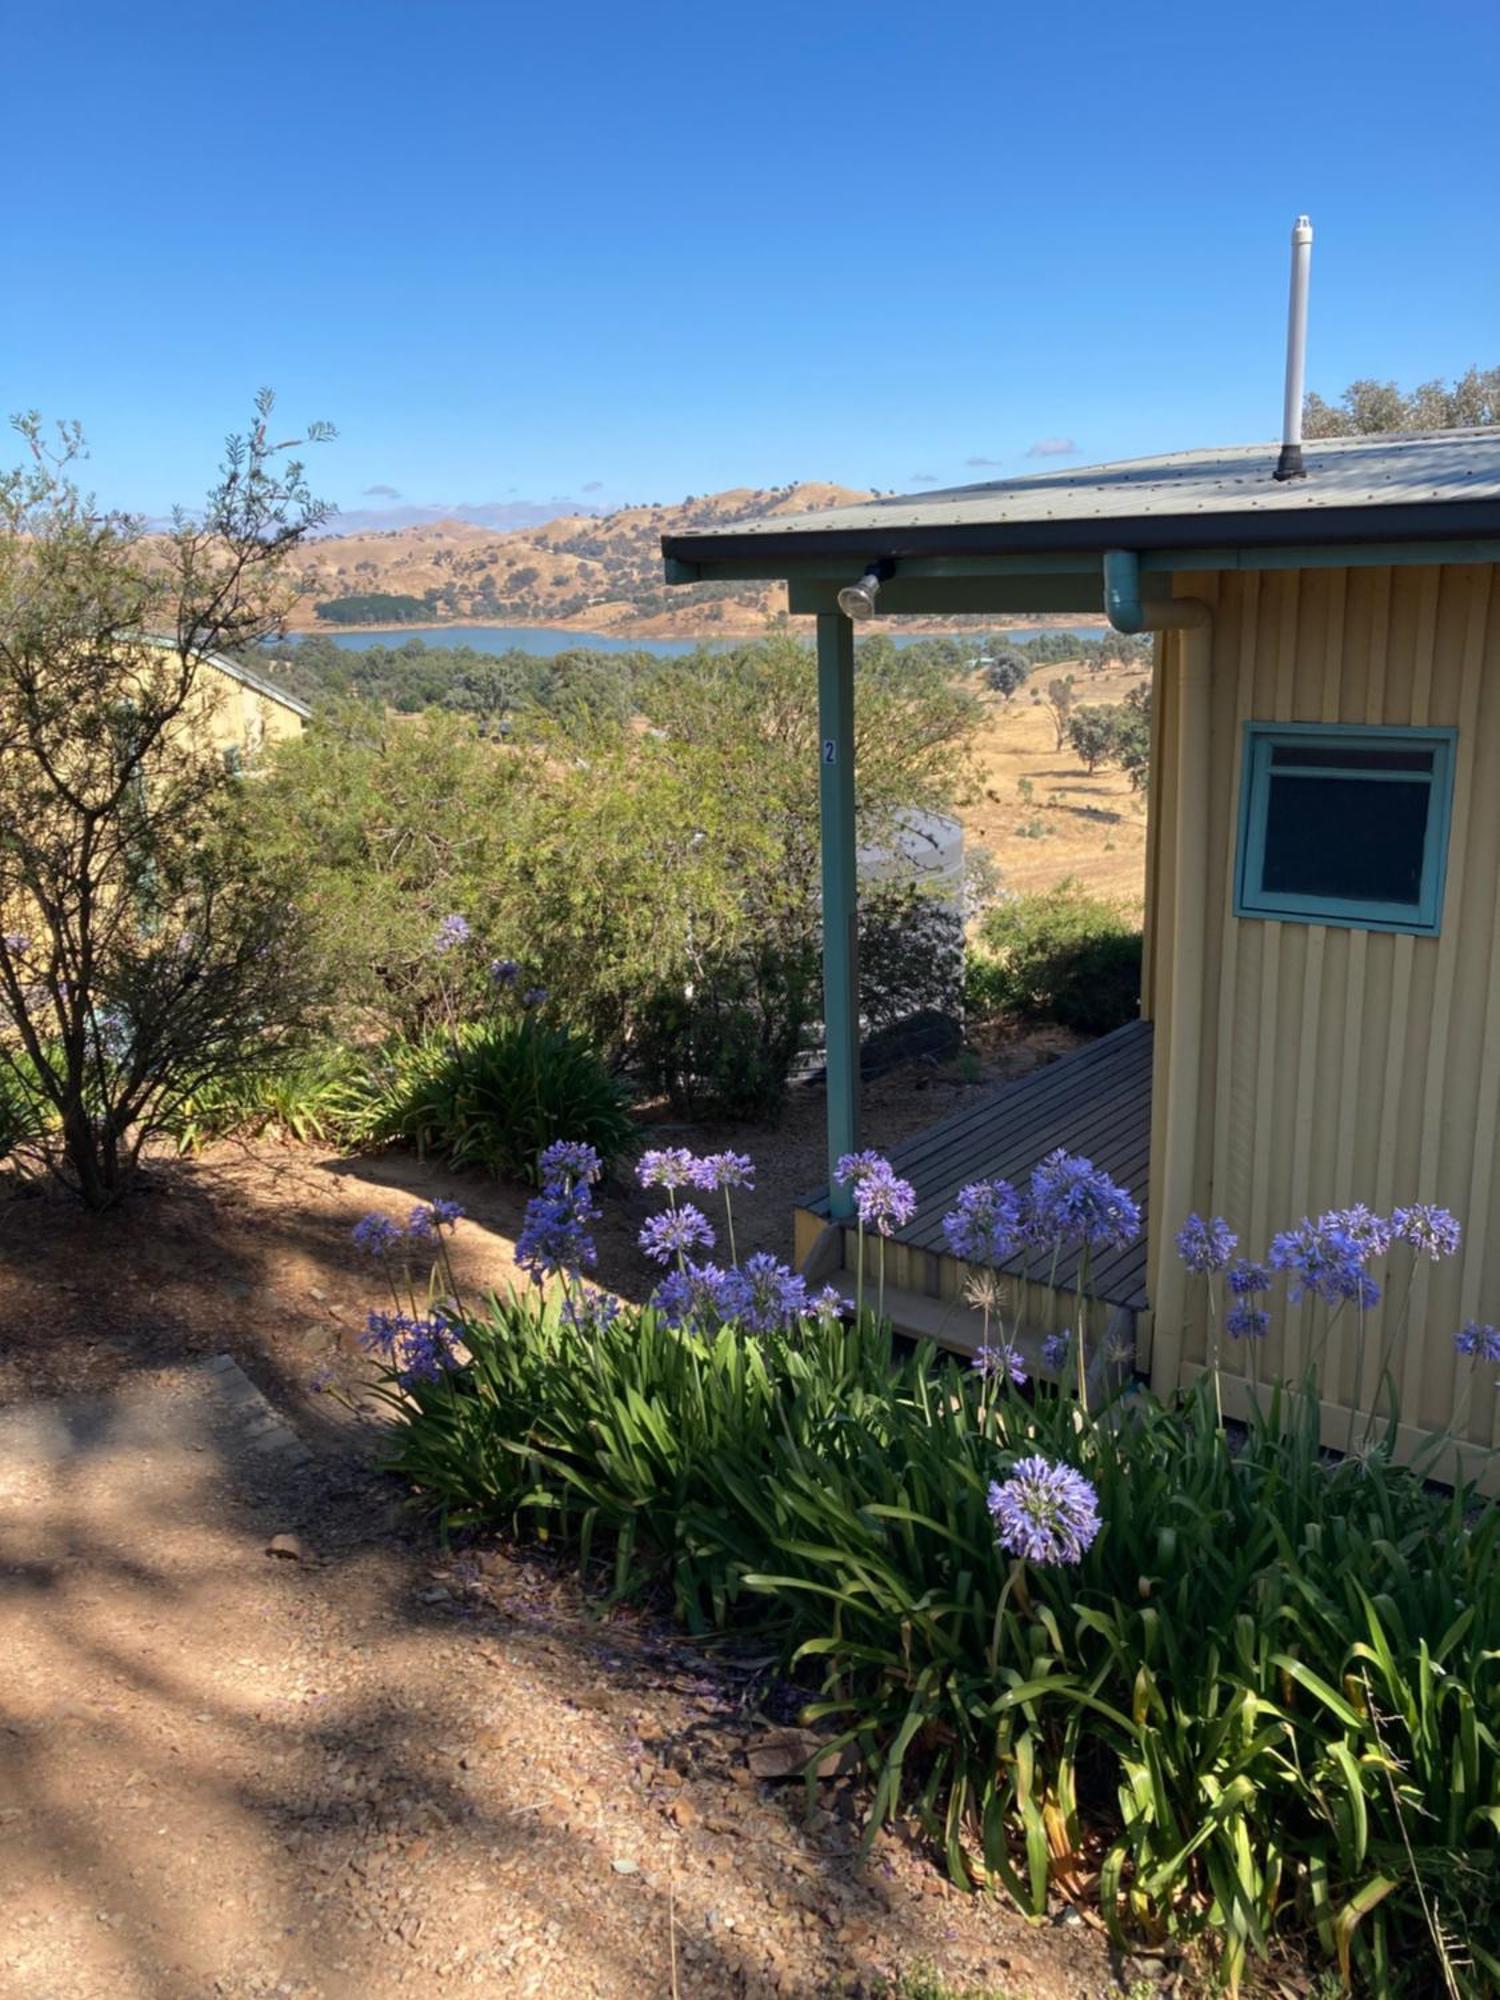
1271, 745, 1435, 774
1261, 773, 1430, 906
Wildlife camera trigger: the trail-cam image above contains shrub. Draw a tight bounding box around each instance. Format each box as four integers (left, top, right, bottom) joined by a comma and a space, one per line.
368, 1017, 637, 1183
359, 1158, 1498, 1998
166, 1044, 368, 1151
633, 943, 817, 1123
966, 880, 1142, 1034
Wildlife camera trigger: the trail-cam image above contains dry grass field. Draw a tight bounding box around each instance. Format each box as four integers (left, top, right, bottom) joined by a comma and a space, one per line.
957, 663, 1151, 918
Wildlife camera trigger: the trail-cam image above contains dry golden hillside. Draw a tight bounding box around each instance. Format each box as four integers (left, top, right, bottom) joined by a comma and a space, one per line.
286, 483, 872, 636
960, 665, 1151, 917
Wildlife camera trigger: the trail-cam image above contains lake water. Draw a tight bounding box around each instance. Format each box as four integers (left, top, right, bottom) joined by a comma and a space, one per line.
316, 623, 1105, 659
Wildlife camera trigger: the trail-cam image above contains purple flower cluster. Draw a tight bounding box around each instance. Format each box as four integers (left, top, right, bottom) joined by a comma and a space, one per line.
987, 1455, 1101, 1567
810, 1285, 846, 1326
972, 1342, 1028, 1387
432, 913, 471, 954
560, 1286, 621, 1336
352, 1212, 406, 1257
1392, 1203, 1462, 1261
943, 1179, 1024, 1266
637, 1148, 698, 1191
738, 1252, 808, 1334
1175, 1214, 1238, 1275
639, 1204, 716, 1266
1269, 1217, 1381, 1308
835, 1153, 916, 1238
652, 1261, 745, 1331
516, 1179, 599, 1283
2, 932, 30, 956
1223, 1257, 1272, 1340
1028, 1151, 1142, 1252
489, 958, 520, 987
1454, 1322, 1500, 1363
538, 1139, 602, 1188
521, 986, 549, 1009
693, 1151, 756, 1193
407, 1198, 465, 1241
360, 1309, 461, 1386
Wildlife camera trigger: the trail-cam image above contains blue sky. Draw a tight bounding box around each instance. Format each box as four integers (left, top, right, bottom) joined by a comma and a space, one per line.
6, 0, 1498, 522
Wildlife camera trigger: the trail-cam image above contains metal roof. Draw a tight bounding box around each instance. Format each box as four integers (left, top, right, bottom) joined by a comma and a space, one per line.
143, 635, 312, 718
663, 428, 1500, 575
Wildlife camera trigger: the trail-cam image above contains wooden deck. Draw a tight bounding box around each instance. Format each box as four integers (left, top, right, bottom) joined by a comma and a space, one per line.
796, 1021, 1154, 1331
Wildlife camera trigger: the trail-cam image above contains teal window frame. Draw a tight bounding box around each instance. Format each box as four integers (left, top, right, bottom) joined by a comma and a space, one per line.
1234, 721, 1457, 936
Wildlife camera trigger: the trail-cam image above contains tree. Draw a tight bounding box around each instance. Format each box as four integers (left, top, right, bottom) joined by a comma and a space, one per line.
983, 646, 1030, 699
1065, 705, 1119, 774
1303, 366, 1500, 438
1032, 673, 1076, 751
0, 392, 332, 1207
1112, 681, 1152, 790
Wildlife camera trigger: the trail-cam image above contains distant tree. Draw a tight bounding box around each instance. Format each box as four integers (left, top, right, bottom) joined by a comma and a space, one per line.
0, 393, 331, 1206
1066, 705, 1119, 774
1032, 673, 1076, 752
1303, 366, 1500, 438
983, 646, 1031, 699
1113, 681, 1152, 790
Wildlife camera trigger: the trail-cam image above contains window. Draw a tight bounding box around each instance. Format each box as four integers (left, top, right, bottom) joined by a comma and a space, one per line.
1235, 723, 1456, 936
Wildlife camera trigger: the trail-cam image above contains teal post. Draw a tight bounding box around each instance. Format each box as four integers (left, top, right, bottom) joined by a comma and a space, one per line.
816, 611, 859, 1218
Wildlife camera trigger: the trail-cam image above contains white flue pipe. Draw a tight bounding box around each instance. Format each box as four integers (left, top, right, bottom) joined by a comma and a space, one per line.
1274, 215, 1314, 481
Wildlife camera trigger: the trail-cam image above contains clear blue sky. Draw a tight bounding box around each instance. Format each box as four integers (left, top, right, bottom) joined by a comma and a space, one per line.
7, 0, 1498, 522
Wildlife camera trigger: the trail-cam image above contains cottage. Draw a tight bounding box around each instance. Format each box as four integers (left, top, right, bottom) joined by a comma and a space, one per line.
661, 423, 1500, 1470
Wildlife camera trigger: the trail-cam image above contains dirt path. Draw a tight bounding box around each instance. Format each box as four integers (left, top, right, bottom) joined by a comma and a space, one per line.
0, 1357, 1128, 2000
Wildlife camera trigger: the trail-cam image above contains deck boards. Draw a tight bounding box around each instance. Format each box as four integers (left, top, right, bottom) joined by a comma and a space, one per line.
801, 1019, 1154, 1310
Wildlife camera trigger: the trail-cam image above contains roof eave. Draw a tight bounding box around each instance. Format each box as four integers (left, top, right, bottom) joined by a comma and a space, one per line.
662, 496, 1500, 582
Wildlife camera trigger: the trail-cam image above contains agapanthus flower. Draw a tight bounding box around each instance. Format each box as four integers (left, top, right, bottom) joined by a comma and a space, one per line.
1029, 1151, 1141, 1251
2, 932, 30, 956
943, 1178, 1023, 1266
1320, 1204, 1393, 1261
432, 913, 471, 953
691, 1151, 756, 1193
1041, 1331, 1070, 1373
516, 1183, 599, 1282
1225, 1304, 1271, 1340
1454, 1322, 1500, 1363
407, 1198, 465, 1240
520, 986, 549, 1009
1175, 1213, 1238, 1275
810, 1285, 846, 1326
639, 1204, 716, 1266
1392, 1203, 1463, 1261
973, 1342, 1028, 1387
652, 1261, 747, 1332
489, 957, 520, 986
560, 1286, 621, 1336
399, 1315, 463, 1385
352, 1212, 405, 1257
1269, 1218, 1375, 1306
834, 1150, 888, 1188
538, 1139, 603, 1188
853, 1162, 917, 1237
637, 1147, 699, 1191
359, 1310, 461, 1385
987, 1455, 1101, 1567
1227, 1259, 1272, 1297
737, 1252, 808, 1334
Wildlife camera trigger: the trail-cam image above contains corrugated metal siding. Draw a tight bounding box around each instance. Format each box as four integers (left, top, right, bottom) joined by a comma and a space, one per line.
1149, 564, 1500, 1456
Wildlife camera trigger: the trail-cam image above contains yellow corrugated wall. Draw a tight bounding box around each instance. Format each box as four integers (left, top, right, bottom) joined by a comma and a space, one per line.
1146, 563, 1500, 1466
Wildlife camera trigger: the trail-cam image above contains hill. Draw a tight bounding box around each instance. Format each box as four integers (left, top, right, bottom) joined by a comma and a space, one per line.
285, 483, 870, 637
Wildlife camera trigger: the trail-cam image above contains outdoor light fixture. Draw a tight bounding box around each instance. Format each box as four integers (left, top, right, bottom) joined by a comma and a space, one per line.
837, 559, 895, 621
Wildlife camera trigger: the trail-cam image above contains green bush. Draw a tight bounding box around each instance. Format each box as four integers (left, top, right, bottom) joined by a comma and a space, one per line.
368, 1017, 637, 1183
966, 879, 1142, 1035
378, 1299, 1498, 1997
633, 943, 816, 1123
166, 1043, 368, 1151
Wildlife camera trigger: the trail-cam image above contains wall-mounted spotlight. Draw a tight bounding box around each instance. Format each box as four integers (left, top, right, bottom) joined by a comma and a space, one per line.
836, 558, 895, 621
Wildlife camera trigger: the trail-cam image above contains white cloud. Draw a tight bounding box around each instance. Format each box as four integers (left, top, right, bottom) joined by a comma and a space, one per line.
1026, 437, 1078, 458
